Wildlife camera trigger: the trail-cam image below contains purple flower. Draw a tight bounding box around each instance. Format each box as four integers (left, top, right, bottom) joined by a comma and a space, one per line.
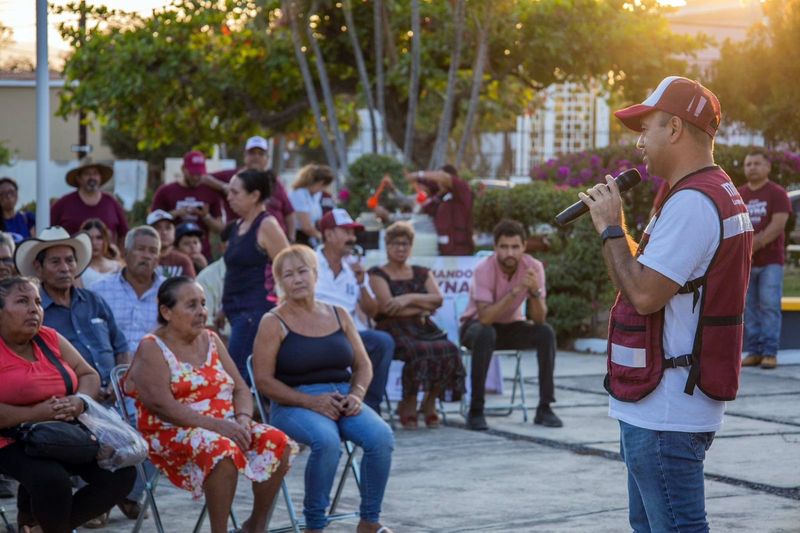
558, 166, 570, 179
590, 155, 602, 167
338, 188, 351, 202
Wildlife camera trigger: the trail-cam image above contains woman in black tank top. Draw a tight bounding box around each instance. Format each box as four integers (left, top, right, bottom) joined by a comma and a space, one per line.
251, 245, 395, 533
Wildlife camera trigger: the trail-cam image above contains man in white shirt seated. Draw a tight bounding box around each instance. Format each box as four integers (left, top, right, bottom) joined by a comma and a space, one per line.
314, 208, 394, 414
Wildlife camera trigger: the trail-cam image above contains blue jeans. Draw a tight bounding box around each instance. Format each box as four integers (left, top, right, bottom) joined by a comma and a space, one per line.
619, 421, 715, 533
743, 263, 784, 356
270, 383, 395, 529
359, 329, 395, 414
228, 307, 272, 385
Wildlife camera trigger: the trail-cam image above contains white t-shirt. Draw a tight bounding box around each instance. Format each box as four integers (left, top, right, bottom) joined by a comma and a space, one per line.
609, 190, 726, 433
289, 188, 324, 224
314, 247, 372, 331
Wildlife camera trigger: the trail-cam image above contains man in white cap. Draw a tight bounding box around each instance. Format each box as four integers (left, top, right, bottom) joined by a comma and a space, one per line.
206, 135, 296, 239
50, 157, 128, 248
579, 76, 752, 532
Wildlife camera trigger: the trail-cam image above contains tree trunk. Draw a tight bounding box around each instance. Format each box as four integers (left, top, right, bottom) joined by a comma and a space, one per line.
403, 0, 421, 165
428, 0, 465, 170
304, 0, 348, 177
373, 0, 387, 154
343, 0, 377, 153
456, 23, 488, 168
283, 0, 338, 169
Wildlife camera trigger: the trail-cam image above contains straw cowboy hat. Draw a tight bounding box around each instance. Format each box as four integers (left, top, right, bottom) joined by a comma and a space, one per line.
65, 156, 114, 188
14, 226, 92, 278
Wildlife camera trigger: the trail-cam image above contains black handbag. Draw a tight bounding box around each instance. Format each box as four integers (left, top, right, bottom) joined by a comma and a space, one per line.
3, 336, 99, 464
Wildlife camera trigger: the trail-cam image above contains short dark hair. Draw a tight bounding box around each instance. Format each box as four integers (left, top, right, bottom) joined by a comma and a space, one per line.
441, 164, 458, 177
235, 169, 273, 202
157, 275, 196, 325
0, 276, 39, 309
493, 219, 527, 244
745, 148, 771, 163
0, 177, 18, 190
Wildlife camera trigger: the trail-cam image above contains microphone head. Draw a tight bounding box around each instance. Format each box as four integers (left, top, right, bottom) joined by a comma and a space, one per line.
616, 168, 642, 191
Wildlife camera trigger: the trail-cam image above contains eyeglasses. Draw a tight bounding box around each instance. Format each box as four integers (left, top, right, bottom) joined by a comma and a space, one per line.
0, 257, 14, 265
387, 241, 411, 248
0, 190, 16, 198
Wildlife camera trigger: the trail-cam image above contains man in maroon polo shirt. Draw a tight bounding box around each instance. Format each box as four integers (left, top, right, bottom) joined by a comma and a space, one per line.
150, 150, 224, 260
738, 148, 791, 370
204, 135, 296, 240
50, 157, 129, 247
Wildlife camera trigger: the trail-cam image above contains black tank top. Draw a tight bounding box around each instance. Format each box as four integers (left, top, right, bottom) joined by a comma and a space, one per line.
272, 306, 353, 387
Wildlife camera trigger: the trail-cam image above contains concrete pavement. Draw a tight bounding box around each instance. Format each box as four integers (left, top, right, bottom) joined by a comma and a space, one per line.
1, 350, 798, 532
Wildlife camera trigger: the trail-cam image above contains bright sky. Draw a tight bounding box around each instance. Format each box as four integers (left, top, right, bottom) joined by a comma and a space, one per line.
0, 0, 171, 66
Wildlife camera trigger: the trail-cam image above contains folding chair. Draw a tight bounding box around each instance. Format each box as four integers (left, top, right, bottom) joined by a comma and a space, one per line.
110, 364, 239, 533
245, 356, 361, 533
458, 347, 529, 422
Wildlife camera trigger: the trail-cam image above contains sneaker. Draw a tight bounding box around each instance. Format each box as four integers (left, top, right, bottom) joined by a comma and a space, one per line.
741, 354, 763, 367
760, 355, 777, 369
534, 405, 563, 428
465, 412, 489, 431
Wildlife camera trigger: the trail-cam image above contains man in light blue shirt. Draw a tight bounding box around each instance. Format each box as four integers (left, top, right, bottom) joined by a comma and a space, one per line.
92, 226, 165, 353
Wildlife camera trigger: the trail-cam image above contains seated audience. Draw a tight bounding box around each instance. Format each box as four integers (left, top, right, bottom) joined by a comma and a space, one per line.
223, 169, 289, 382
0, 276, 136, 533
253, 245, 395, 533
460, 219, 561, 431
92, 226, 166, 354
78, 219, 124, 288
50, 158, 128, 248
289, 164, 334, 247
147, 210, 196, 278
126, 276, 294, 533
369, 222, 466, 429
197, 222, 234, 339
314, 209, 394, 415
0, 232, 16, 280
0, 177, 35, 242
175, 222, 208, 274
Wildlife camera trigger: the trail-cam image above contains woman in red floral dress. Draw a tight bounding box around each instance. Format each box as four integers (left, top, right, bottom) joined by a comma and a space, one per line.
127, 276, 296, 533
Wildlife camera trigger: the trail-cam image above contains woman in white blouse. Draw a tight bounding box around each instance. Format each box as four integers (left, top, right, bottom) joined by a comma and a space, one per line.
79, 218, 123, 288
288, 164, 334, 247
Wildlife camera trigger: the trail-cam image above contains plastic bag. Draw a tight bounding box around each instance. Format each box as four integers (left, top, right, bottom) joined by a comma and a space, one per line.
78, 393, 148, 471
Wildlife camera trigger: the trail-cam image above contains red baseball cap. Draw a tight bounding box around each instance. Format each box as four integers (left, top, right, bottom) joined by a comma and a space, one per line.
319, 208, 364, 233
182, 150, 207, 175
614, 76, 721, 137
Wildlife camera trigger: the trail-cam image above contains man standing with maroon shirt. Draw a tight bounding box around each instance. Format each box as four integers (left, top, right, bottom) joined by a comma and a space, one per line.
150, 150, 224, 260
739, 149, 791, 369
405, 164, 474, 256
204, 135, 296, 239
50, 157, 128, 248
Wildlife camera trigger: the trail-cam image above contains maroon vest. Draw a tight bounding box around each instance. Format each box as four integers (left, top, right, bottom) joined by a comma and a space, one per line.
605, 166, 753, 402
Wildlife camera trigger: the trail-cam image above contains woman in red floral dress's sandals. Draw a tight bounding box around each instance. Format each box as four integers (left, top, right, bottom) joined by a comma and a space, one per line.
126, 276, 297, 533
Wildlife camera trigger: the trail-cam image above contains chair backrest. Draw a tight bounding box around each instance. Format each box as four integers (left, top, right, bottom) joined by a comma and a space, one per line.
110, 363, 135, 426
245, 355, 270, 423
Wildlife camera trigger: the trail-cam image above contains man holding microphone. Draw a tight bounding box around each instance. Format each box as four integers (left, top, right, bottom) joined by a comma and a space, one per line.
578, 76, 752, 532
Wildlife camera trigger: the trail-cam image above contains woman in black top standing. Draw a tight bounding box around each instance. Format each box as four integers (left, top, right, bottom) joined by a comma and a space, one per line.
252, 245, 395, 533
223, 169, 289, 382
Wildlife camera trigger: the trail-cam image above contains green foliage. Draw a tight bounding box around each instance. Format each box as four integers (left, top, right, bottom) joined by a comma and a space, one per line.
473, 182, 614, 343
0, 141, 11, 166
55, 0, 704, 167
710, 0, 800, 148
343, 154, 406, 216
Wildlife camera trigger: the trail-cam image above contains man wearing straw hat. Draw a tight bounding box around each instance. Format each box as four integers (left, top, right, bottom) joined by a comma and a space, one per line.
50, 157, 128, 248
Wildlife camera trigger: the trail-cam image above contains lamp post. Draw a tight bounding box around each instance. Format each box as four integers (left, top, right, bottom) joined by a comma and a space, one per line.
35, 0, 50, 230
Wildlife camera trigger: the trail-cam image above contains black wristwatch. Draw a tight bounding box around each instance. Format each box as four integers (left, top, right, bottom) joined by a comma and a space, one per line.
601, 225, 625, 244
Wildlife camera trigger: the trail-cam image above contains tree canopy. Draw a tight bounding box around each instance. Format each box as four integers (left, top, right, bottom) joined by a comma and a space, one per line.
710, 0, 800, 149
56, 0, 705, 167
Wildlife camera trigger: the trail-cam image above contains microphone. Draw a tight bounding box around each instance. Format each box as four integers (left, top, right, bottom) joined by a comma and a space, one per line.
553, 168, 642, 227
